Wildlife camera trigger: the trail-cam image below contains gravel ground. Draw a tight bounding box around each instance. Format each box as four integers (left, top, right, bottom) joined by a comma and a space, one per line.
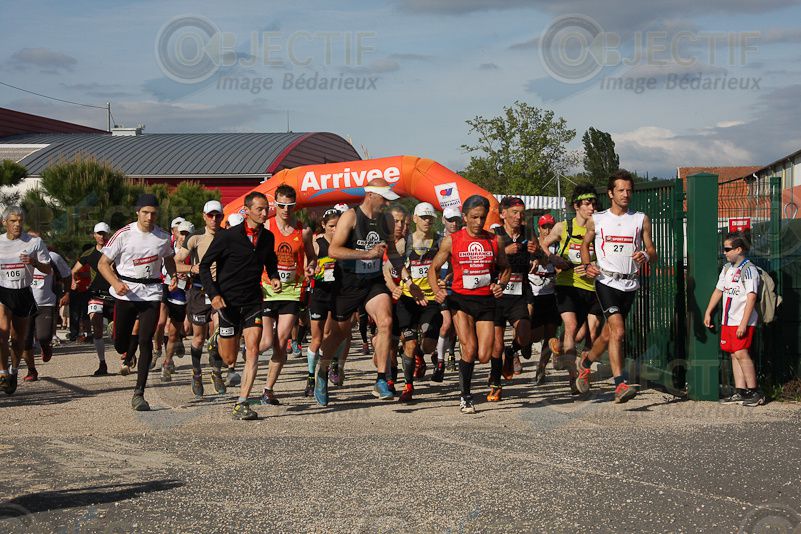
1, 333, 800, 533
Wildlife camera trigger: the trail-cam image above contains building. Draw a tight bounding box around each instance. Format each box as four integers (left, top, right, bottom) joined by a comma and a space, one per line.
736, 149, 801, 220
0, 107, 361, 204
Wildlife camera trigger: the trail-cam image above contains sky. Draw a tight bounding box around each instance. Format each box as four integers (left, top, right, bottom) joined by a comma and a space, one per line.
2, 0, 801, 179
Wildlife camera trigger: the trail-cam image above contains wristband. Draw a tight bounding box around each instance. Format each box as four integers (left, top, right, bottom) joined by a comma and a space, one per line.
641, 251, 650, 263
401, 276, 412, 284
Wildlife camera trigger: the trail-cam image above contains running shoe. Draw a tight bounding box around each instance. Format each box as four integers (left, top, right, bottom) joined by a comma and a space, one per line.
328, 365, 341, 387
315, 368, 329, 406
613, 382, 637, 404
167, 360, 176, 374
548, 337, 562, 356
304, 377, 315, 397
150, 350, 161, 370
191, 373, 204, 398
24, 369, 38, 382
413, 354, 427, 380
486, 386, 502, 402
431, 362, 445, 383
361, 342, 370, 356
398, 383, 414, 403
41, 344, 53, 363
575, 367, 591, 394
260, 389, 281, 406
119, 364, 131, 376
174, 343, 185, 358
161, 365, 172, 383
5, 373, 17, 394
386, 379, 397, 394
569, 377, 580, 395
513, 355, 523, 375
232, 401, 258, 420
0, 374, 8, 394
93, 361, 108, 377
533, 365, 547, 386
373, 378, 394, 400
502, 347, 515, 380
447, 354, 457, 372
131, 394, 150, 411
459, 396, 476, 414
225, 369, 241, 387
291, 341, 302, 358
720, 392, 745, 404
210, 370, 226, 395
741, 391, 766, 407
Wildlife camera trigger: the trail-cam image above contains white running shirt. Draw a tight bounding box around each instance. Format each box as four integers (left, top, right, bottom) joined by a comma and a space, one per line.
593, 209, 646, 292
716, 260, 760, 327
32, 251, 71, 306
0, 233, 51, 289
102, 223, 173, 302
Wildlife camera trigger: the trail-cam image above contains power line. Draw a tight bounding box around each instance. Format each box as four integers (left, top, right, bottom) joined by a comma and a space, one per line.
0, 80, 107, 109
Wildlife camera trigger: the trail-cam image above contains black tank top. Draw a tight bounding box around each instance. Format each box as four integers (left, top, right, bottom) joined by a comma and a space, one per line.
494, 225, 531, 274
338, 207, 391, 286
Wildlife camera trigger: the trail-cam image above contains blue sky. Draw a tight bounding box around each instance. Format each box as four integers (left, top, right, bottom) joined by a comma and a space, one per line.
2, 0, 801, 178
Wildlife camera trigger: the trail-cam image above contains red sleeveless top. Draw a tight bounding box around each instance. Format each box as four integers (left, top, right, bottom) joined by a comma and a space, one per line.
450, 228, 498, 296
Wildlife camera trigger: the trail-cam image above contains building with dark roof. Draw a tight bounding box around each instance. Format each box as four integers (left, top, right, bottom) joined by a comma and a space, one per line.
0, 107, 361, 204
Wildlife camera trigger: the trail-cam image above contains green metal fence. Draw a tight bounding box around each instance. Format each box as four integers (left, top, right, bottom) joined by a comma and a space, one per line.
596, 179, 686, 391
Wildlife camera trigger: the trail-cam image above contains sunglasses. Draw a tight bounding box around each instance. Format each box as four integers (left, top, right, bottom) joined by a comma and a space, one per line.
276, 202, 296, 209
723, 246, 736, 252
445, 217, 461, 223
323, 208, 340, 217
205, 212, 223, 219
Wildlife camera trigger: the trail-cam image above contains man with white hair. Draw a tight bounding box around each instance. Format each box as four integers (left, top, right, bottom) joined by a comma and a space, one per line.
0, 206, 51, 395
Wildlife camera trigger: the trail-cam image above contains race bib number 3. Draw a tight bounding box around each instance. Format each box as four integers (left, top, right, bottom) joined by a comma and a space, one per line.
356, 258, 380, 274
463, 273, 490, 289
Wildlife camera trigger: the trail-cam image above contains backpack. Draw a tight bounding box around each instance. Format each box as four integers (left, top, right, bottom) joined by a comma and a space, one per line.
722, 262, 782, 324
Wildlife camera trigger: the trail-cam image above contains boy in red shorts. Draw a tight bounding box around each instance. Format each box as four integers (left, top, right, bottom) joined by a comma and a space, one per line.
703, 231, 764, 406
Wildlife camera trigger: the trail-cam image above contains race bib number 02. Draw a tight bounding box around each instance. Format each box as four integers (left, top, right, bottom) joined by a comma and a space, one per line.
463, 273, 490, 289
278, 267, 296, 283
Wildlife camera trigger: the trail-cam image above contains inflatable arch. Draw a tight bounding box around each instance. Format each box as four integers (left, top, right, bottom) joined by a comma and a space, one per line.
223, 155, 501, 228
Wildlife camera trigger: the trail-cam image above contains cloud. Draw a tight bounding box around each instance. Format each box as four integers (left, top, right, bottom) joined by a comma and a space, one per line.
396, 0, 530, 14
388, 53, 434, 61
478, 63, 500, 70
8, 47, 77, 73
60, 82, 133, 99
509, 37, 539, 50
341, 58, 400, 74
756, 27, 801, 44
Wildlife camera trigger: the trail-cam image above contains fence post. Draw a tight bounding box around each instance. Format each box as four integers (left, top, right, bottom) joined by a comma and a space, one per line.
769, 176, 782, 288
686, 173, 719, 400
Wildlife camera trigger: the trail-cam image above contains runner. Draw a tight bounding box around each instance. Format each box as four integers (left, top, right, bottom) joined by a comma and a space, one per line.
390, 202, 442, 402
175, 200, 227, 398
0, 207, 52, 395
70, 223, 115, 376
490, 196, 538, 400
305, 208, 340, 397
199, 191, 281, 420
436, 207, 462, 374
22, 235, 71, 381
576, 170, 657, 403
258, 184, 315, 406
528, 214, 561, 385
381, 204, 410, 390
315, 178, 410, 406
98, 194, 177, 411
429, 195, 511, 414
153, 217, 188, 364
539, 184, 603, 393
159, 221, 193, 382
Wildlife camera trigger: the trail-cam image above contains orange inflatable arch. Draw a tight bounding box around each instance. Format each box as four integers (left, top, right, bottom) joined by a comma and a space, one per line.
223, 155, 501, 228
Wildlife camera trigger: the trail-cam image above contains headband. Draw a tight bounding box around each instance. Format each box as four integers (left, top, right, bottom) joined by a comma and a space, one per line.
575, 193, 597, 201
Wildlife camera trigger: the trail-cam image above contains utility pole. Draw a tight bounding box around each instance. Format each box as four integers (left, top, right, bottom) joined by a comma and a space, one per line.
107, 102, 111, 132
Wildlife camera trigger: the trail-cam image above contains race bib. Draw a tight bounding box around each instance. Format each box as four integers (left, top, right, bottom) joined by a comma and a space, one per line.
132, 255, 159, 279
411, 263, 430, 279
567, 243, 582, 264
356, 258, 380, 274
463, 273, 491, 289
1, 263, 25, 283
606, 237, 635, 257
503, 274, 523, 296
177, 278, 187, 290
204, 295, 212, 305
278, 267, 296, 283
88, 302, 104, 314
31, 275, 45, 289
323, 264, 335, 282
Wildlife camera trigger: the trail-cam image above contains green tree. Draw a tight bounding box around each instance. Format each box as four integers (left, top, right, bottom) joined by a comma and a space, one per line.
0, 159, 28, 208
151, 181, 220, 229
582, 127, 619, 186
461, 101, 578, 196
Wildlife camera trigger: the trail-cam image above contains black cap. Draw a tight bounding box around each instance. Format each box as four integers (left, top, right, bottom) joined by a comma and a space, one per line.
135, 193, 159, 210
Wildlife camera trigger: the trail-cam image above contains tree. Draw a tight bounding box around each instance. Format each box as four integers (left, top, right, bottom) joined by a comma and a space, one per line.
0, 159, 28, 209
582, 127, 619, 187
153, 181, 221, 229
461, 101, 579, 197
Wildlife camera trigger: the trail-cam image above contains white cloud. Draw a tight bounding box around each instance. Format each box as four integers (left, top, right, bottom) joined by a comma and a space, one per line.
9, 47, 77, 73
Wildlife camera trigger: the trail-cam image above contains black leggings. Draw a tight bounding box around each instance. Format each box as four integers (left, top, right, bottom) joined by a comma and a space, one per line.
114, 300, 160, 395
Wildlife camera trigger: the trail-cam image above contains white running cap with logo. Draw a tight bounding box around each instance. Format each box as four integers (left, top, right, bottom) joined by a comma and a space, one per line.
443, 207, 461, 220
203, 200, 223, 214
177, 220, 195, 234
170, 217, 185, 228
364, 185, 400, 200
227, 213, 245, 226
93, 222, 111, 234
414, 202, 436, 217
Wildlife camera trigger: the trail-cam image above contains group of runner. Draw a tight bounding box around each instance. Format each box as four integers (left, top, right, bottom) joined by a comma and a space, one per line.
0, 170, 663, 419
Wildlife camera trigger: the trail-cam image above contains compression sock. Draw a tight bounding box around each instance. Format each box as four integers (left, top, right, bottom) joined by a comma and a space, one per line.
94, 338, 106, 362
402, 355, 415, 386
190, 345, 202, 375
490, 356, 502, 387
307, 349, 319, 377
458, 360, 474, 398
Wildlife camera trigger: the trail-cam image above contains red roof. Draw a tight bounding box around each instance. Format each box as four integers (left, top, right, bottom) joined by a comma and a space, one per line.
677, 166, 762, 183
0, 107, 106, 137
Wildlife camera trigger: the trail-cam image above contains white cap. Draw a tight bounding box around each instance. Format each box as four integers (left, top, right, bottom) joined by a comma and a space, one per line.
93, 222, 111, 234
414, 202, 436, 217
227, 213, 244, 226
489, 223, 502, 230
203, 200, 223, 214
177, 220, 195, 234
443, 207, 461, 220
364, 184, 400, 201
334, 203, 349, 213
170, 217, 185, 228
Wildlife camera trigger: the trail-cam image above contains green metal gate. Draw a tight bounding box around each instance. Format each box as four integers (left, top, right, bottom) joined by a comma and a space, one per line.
596, 179, 686, 391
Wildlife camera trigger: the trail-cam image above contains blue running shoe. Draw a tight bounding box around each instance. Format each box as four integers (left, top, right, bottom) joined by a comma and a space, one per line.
372, 378, 394, 401
315, 368, 329, 406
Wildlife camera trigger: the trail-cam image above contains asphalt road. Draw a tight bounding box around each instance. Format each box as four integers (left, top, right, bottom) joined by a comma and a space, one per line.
1, 334, 800, 533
